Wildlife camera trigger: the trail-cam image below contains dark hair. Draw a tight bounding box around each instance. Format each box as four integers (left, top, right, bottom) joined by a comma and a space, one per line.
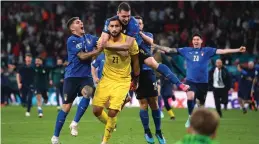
134, 16, 143, 21
35, 57, 43, 61
192, 33, 202, 39
109, 17, 121, 25
118, 2, 131, 12
25, 53, 32, 58
66, 17, 79, 30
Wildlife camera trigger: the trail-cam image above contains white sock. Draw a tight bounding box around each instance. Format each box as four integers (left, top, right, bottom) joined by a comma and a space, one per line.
72, 121, 78, 126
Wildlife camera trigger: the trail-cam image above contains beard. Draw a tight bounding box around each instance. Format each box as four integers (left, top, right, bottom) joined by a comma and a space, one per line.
111, 32, 120, 38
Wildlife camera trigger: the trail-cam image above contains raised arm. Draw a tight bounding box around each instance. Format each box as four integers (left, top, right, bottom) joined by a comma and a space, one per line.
216, 46, 246, 54
151, 44, 178, 53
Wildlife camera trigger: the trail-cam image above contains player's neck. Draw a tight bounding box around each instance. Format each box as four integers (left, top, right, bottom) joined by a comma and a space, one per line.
72, 32, 83, 37
110, 33, 122, 42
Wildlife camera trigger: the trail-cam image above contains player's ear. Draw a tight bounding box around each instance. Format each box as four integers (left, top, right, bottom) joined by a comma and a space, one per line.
117, 11, 119, 16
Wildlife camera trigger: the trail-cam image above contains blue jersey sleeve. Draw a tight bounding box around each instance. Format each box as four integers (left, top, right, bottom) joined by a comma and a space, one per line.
144, 32, 153, 39
92, 57, 100, 68
204, 47, 217, 57
177, 47, 188, 56
126, 17, 140, 38
89, 35, 98, 47
67, 37, 82, 54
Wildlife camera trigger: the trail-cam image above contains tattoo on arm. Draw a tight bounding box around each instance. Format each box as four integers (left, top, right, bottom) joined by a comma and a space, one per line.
152, 44, 177, 53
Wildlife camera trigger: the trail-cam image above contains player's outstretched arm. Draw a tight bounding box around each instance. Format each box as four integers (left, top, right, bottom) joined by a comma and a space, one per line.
77, 48, 102, 60
151, 44, 178, 53
216, 46, 246, 54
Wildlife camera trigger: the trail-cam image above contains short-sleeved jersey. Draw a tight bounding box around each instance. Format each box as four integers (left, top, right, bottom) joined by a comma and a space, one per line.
34, 66, 49, 89
65, 34, 98, 79
92, 53, 105, 79
103, 16, 142, 45
140, 32, 153, 71
101, 33, 139, 82
18, 64, 35, 86
177, 47, 217, 83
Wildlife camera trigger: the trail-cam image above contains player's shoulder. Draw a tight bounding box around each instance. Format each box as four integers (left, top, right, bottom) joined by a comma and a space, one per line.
84, 34, 99, 40
128, 17, 138, 26
178, 47, 192, 51
67, 35, 78, 43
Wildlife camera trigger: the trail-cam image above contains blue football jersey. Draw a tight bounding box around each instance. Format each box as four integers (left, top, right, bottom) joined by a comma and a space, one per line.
92, 53, 105, 79
103, 16, 142, 45
65, 34, 98, 79
177, 47, 217, 83
140, 32, 153, 71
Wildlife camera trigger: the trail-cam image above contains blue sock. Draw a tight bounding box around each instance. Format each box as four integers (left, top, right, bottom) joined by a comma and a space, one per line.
152, 109, 161, 131
139, 109, 149, 130
54, 110, 68, 137
163, 97, 171, 111
74, 97, 90, 123
158, 96, 162, 111
157, 64, 181, 87
187, 100, 194, 115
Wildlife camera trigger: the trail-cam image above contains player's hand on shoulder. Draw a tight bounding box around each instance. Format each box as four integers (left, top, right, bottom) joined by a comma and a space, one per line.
239, 46, 246, 52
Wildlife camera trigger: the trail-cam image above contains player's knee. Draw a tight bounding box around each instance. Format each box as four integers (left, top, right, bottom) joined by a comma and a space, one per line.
187, 91, 195, 100
144, 57, 158, 69
81, 85, 93, 98
108, 109, 119, 117
139, 102, 148, 110
62, 104, 72, 113
93, 106, 103, 117
149, 101, 159, 110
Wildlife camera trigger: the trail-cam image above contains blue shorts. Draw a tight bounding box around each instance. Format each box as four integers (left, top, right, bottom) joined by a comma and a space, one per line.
186, 80, 208, 104
63, 77, 94, 104
136, 70, 158, 99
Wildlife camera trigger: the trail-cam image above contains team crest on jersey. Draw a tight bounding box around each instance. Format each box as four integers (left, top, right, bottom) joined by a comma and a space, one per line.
76, 43, 82, 49
201, 52, 204, 56
43, 70, 46, 73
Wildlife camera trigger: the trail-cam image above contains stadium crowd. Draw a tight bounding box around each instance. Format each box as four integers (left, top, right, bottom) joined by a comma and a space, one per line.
1, 1, 259, 105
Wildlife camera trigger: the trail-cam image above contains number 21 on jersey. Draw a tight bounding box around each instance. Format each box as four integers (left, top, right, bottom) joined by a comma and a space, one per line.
193, 55, 199, 61
112, 56, 119, 63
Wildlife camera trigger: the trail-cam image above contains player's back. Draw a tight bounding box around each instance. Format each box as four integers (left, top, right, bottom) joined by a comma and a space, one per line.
65, 34, 97, 78
102, 33, 139, 82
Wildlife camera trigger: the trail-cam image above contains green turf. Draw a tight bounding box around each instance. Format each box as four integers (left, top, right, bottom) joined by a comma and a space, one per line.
1, 106, 259, 144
